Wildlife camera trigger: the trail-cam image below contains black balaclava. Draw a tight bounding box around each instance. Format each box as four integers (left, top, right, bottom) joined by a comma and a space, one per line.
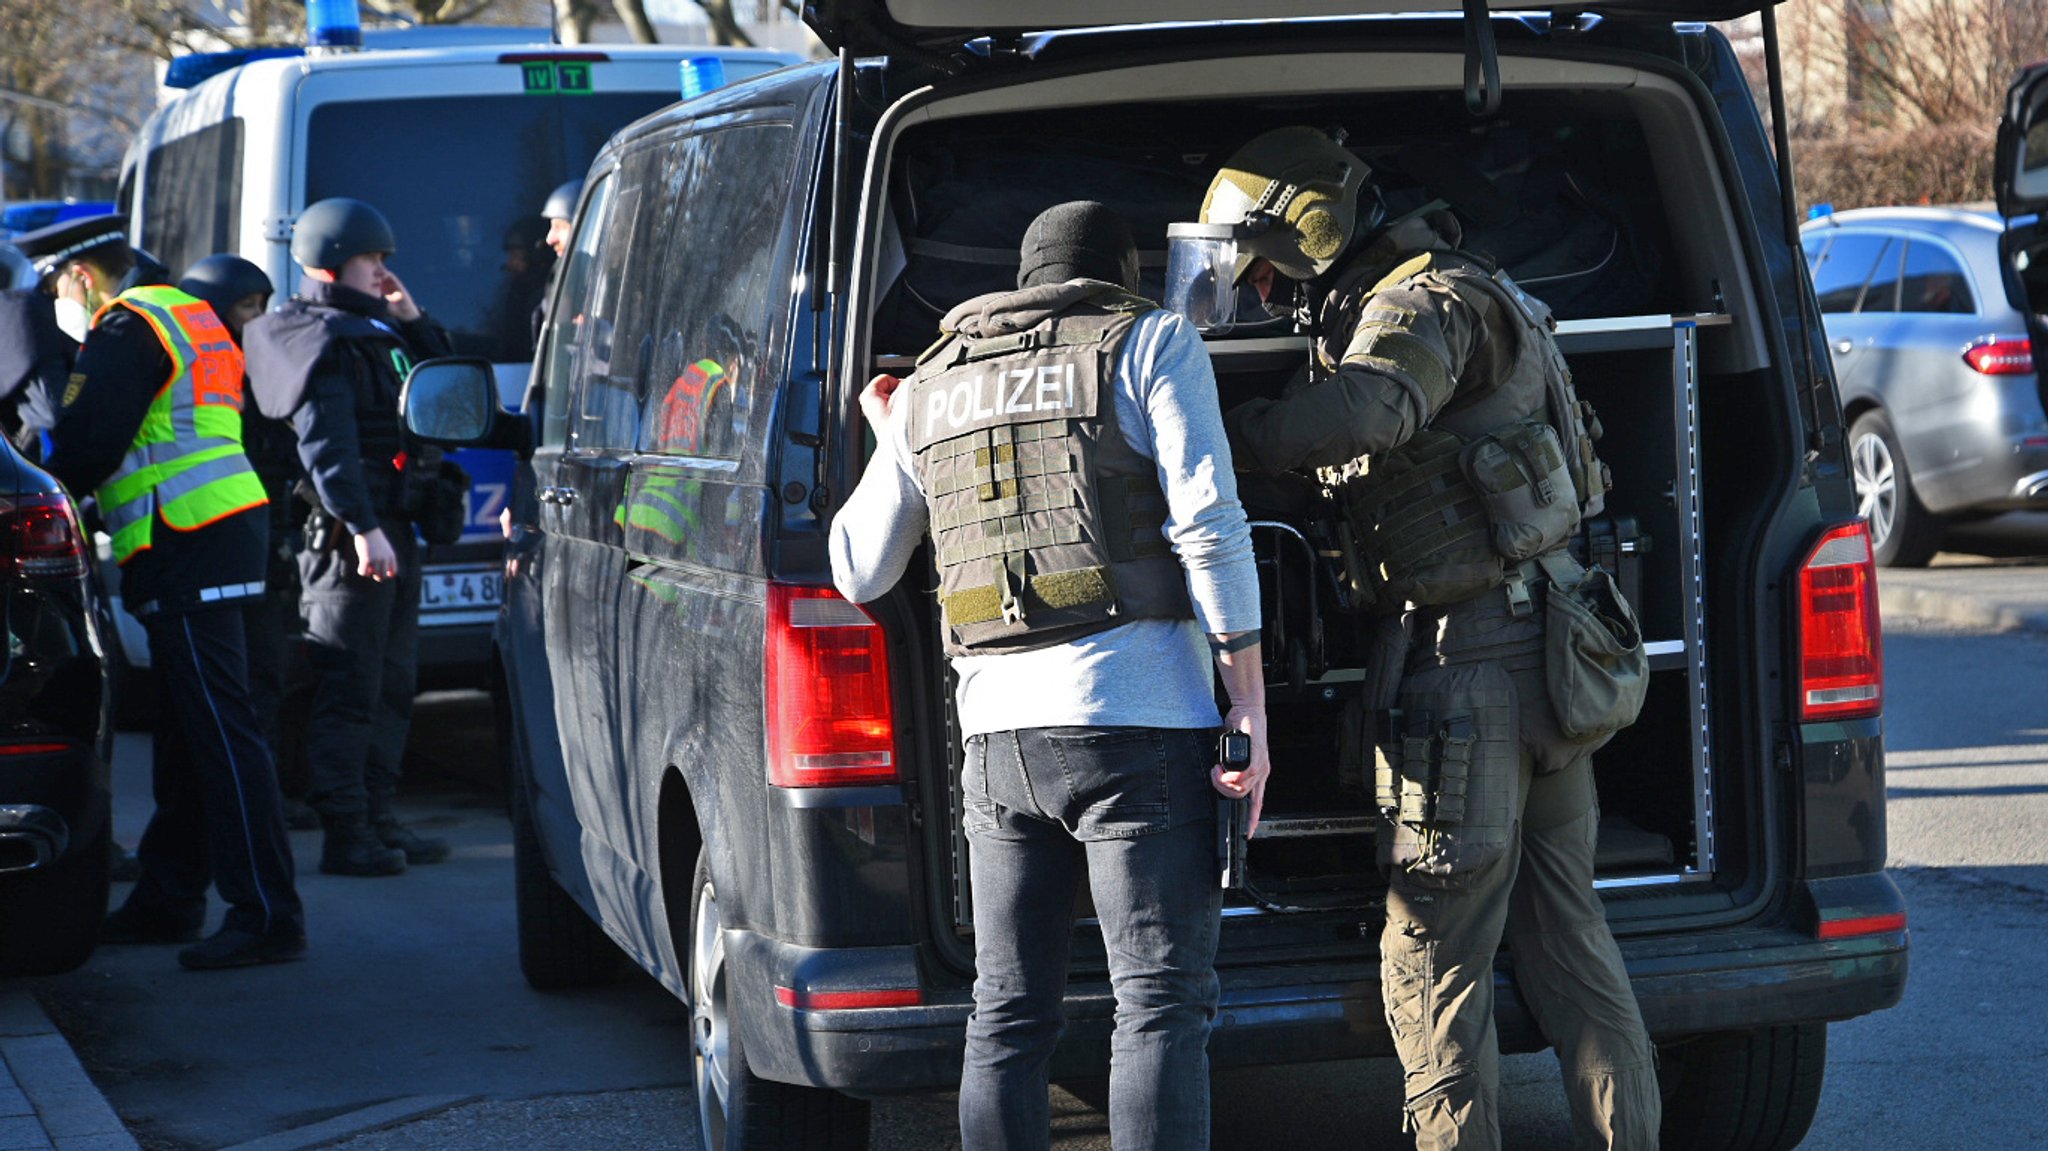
1017, 201, 1141, 292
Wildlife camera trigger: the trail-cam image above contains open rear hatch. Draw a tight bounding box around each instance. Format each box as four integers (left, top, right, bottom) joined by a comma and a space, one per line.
828, 11, 1796, 978
804, 0, 1783, 59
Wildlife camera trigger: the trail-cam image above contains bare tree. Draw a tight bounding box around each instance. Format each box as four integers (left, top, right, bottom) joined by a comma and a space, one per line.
612, 0, 659, 42
694, 0, 757, 46
1757, 0, 2048, 208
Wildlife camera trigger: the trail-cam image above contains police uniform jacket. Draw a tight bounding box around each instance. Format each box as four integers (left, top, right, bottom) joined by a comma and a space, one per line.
242, 280, 452, 539
42, 259, 266, 612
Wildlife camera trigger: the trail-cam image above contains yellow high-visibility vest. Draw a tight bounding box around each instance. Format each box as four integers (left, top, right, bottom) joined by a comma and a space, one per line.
92, 285, 267, 564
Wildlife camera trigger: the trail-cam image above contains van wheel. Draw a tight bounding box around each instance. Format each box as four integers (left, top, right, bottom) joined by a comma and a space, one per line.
0, 819, 110, 977
1656, 1023, 1827, 1151
689, 849, 871, 1151
510, 775, 622, 990
1849, 410, 1944, 567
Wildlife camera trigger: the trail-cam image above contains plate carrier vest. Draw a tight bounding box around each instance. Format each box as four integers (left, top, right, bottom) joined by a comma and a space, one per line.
1332, 250, 1611, 609
908, 281, 1195, 656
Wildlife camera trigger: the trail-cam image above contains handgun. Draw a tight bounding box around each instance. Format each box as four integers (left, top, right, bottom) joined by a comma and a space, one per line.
1217, 730, 1252, 890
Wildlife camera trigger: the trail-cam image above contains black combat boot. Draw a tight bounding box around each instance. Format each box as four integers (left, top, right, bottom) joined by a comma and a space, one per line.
370, 812, 451, 865
319, 816, 407, 876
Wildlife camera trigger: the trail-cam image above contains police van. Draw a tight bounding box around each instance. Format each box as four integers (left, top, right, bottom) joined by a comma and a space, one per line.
111, 16, 799, 690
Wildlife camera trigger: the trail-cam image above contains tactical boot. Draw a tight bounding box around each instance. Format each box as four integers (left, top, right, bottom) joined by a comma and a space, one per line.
319, 817, 407, 877
370, 813, 450, 865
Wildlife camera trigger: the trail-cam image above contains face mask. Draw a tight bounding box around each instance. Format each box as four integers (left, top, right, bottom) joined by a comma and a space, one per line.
53, 297, 90, 344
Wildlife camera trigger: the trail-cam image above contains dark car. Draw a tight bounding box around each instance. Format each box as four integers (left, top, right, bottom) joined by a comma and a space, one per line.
0, 437, 114, 976
410, 6, 1908, 1150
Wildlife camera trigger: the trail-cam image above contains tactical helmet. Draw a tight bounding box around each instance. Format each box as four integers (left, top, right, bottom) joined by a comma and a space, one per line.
179, 254, 273, 314
290, 197, 396, 271
1198, 126, 1377, 282
541, 178, 584, 223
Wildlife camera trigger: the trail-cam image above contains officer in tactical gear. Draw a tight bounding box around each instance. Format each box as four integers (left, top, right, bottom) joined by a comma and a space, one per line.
40, 216, 307, 970
833, 201, 1266, 1151
179, 255, 319, 831
1172, 127, 1660, 1150
243, 197, 454, 878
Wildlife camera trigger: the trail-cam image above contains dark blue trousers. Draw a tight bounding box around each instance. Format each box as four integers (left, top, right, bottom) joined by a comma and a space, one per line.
123, 606, 303, 937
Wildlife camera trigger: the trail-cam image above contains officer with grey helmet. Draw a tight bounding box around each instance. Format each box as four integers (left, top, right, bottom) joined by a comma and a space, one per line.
243, 198, 454, 877
541, 178, 582, 263
1170, 127, 1659, 1149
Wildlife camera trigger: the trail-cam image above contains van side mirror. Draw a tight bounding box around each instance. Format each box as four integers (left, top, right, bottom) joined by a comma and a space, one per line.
400, 356, 533, 458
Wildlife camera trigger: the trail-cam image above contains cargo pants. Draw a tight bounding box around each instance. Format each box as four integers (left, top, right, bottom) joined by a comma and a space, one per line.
1380, 594, 1661, 1150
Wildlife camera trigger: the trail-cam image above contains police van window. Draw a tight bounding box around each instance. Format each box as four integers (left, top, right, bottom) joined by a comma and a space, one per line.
637, 123, 798, 461
571, 143, 671, 452
1810, 232, 1890, 314
141, 119, 244, 282
1899, 240, 1975, 314
305, 92, 671, 367
1855, 237, 1904, 314
540, 173, 614, 450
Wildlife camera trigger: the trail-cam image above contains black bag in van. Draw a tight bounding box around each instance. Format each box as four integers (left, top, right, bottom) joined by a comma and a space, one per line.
1389, 127, 1665, 321
872, 138, 1210, 354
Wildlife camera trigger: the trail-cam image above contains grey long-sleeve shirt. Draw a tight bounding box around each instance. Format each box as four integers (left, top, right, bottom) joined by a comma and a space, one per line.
832, 308, 1260, 738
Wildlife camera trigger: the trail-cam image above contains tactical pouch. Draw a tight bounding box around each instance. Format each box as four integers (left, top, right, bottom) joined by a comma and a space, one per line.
401, 454, 472, 547
1459, 417, 1581, 563
1544, 563, 1648, 743
1374, 661, 1519, 887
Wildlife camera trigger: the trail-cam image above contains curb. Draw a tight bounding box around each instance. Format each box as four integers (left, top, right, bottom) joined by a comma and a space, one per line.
0, 990, 138, 1151
1877, 581, 2048, 635
214, 1095, 480, 1151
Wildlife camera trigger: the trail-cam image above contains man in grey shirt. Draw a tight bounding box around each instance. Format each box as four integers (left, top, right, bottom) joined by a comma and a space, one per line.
832, 202, 1266, 1151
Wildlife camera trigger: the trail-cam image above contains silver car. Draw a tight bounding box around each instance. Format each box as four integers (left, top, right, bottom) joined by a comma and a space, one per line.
1801, 206, 2048, 565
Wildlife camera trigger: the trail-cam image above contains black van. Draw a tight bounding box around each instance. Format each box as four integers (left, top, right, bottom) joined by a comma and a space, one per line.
408, 6, 1908, 1149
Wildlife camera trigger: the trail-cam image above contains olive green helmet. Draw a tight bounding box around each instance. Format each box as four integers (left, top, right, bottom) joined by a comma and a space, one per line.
1199, 126, 1375, 282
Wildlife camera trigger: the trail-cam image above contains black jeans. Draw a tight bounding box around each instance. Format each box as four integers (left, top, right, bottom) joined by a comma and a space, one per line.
299, 515, 419, 821
125, 606, 303, 937
959, 726, 1222, 1151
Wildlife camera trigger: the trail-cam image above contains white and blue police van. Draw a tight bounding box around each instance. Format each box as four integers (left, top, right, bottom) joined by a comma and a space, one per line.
110, 8, 800, 698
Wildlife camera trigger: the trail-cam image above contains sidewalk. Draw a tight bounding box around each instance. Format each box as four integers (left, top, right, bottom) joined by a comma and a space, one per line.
1878, 555, 2048, 635
0, 992, 136, 1151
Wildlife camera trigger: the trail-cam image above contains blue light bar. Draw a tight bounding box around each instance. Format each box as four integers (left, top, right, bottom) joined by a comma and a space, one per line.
1807, 202, 1835, 220
679, 55, 726, 100
163, 46, 306, 89
307, 0, 364, 49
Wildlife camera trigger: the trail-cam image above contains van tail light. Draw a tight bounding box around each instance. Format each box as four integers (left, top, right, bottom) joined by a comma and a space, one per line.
1962, 336, 2033, 375
1797, 521, 1884, 722
765, 584, 898, 788
1, 493, 89, 579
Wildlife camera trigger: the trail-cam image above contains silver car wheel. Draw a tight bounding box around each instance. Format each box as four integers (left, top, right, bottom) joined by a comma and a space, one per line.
1852, 427, 1898, 549
693, 876, 731, 1150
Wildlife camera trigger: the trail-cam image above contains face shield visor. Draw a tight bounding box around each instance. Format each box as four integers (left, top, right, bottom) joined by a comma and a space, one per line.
1165, 222, 1243, 335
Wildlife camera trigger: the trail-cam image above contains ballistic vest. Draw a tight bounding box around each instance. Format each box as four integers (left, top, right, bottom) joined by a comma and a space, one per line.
92, 286, 267, 564
908, 280, 1195, 656
1328, 250, 1610, 608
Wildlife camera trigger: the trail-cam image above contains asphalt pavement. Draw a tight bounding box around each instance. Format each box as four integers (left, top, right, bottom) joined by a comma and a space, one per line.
1, 511, 2045, 1150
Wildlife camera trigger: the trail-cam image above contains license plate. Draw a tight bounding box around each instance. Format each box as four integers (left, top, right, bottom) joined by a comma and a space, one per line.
420, 567, 503, 612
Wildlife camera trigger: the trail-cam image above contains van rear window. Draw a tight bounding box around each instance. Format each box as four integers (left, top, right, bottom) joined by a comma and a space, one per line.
306, 92, 671, 364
